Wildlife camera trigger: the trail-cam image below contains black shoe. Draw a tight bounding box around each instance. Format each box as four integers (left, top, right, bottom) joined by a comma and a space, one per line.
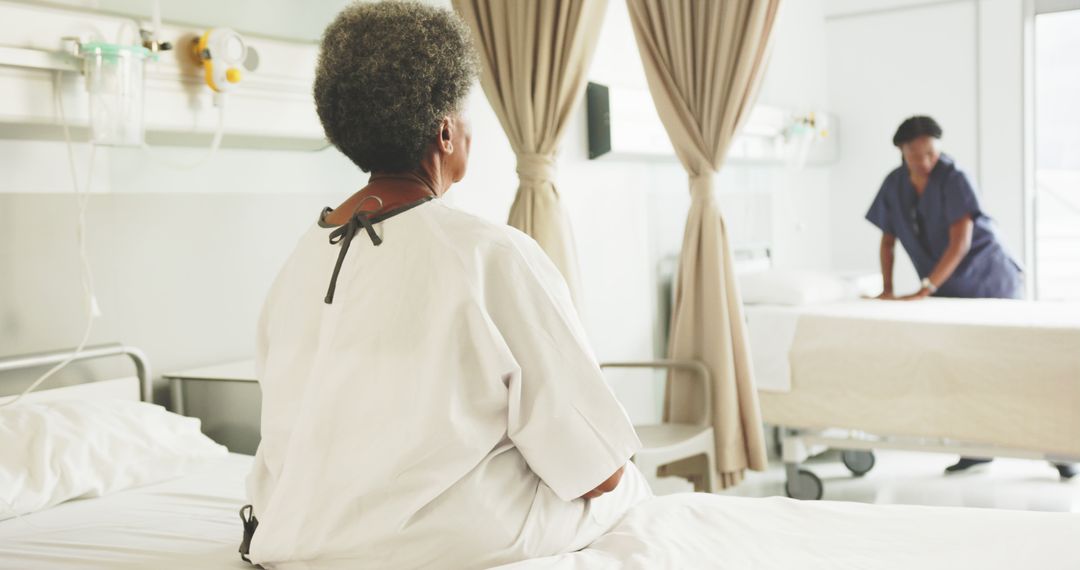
944, 457, 993, 474
1054, 463, 1077, 480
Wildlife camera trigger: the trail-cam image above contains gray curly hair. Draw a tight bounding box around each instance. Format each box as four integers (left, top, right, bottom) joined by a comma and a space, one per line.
314, 1, 479, 172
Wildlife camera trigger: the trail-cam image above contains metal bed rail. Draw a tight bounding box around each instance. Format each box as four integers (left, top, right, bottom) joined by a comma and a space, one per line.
0, 343, 152, 403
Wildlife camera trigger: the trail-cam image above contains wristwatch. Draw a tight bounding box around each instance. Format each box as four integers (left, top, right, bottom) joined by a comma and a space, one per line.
920, 277, 938, 294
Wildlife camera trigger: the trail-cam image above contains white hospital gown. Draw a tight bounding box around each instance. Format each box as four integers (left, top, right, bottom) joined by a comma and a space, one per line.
246, 199, 648, 569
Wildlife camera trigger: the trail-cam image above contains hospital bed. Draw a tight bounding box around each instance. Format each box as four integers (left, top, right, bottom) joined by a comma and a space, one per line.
2, 344, 1079, 569
0, 343, 250, 569
742, 273, 1080, 500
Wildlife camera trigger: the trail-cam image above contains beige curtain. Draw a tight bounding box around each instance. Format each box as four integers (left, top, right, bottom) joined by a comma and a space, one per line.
627, 0, 780, 489
452, 0, 609, 303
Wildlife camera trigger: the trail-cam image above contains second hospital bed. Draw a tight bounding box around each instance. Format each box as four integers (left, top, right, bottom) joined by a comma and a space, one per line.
745, 296, 1080, 500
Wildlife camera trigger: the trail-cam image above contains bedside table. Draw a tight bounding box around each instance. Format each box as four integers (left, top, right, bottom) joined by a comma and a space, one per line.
164, 360, 260, 455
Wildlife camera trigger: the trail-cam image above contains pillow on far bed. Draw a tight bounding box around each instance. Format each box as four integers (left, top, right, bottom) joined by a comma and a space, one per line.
0, 399, 227, 522
739, 269, 861, 306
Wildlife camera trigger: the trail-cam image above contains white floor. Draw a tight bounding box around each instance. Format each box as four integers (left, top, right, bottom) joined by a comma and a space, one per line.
656, 450, 1080, 513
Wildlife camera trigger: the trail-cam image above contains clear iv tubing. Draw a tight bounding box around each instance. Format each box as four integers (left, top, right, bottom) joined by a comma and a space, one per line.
115, 19, 140, 45
0, 75, 111, 529
0, 73, 100, 409
0, 3, 165, 521
140, 98, 227, 170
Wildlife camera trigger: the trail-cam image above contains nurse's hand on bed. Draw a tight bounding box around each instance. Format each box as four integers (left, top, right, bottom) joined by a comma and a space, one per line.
580, 465, 626, 500
897, 288, 932, 301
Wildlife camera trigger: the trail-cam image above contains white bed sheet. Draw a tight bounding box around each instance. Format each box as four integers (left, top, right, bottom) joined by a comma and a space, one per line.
746, 298, 1080, 393
794, 297, 1080, 327
745, 304, 802, 392
0, 453, 251, 570
2, 450, 1079, 570
496, 492, 1080, 569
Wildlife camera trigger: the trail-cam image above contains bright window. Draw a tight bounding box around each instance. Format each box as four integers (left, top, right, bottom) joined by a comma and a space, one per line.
1034, 9, 1080, 301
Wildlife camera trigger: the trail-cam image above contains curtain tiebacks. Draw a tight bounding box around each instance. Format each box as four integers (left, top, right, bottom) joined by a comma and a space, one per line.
689, 172, 718, 201
516, 153, 557, 186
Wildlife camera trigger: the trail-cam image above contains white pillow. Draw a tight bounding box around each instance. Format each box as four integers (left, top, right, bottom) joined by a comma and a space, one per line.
0, 399, 227, 521
738, 269, 861, 306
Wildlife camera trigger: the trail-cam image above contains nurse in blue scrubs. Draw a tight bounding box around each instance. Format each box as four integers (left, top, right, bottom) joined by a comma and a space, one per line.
866, 116, 1075, 479
866, 116, 1022, 302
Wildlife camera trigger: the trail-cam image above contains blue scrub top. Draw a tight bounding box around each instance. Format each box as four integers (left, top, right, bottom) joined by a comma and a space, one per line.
865, 154, 1023, 299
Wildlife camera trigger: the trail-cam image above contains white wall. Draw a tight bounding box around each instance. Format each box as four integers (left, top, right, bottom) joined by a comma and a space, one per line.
824, 0, 1026, 291
977, 0, 1026, 268
758, 0, 833, 271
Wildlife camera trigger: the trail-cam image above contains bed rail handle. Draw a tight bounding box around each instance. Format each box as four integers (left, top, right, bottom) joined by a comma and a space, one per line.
0, 343, 152, 402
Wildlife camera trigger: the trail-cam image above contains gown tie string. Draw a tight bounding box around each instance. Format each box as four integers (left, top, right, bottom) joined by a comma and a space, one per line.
324, 211, 383, 304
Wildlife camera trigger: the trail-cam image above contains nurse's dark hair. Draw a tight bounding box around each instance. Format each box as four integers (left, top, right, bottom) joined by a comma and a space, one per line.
893, 116, 943, 147
314, 1, 479, 173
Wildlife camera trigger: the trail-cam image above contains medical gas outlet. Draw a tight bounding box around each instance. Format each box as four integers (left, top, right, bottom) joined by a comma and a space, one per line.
194, 28, 248, 93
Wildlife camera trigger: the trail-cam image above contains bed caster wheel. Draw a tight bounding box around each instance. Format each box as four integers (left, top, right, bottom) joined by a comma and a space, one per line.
785, 469, 823, 501
842, 450, 876, 477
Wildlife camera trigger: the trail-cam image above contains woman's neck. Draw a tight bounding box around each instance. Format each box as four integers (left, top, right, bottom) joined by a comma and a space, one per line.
324, 171, 437, 226
368, 171, 439, 199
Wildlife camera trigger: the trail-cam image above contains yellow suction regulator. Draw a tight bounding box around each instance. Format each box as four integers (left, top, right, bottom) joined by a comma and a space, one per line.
194, 28, 250, 93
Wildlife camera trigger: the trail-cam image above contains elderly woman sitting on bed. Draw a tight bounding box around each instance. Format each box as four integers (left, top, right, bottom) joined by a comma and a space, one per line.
241, 2, 650, 568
